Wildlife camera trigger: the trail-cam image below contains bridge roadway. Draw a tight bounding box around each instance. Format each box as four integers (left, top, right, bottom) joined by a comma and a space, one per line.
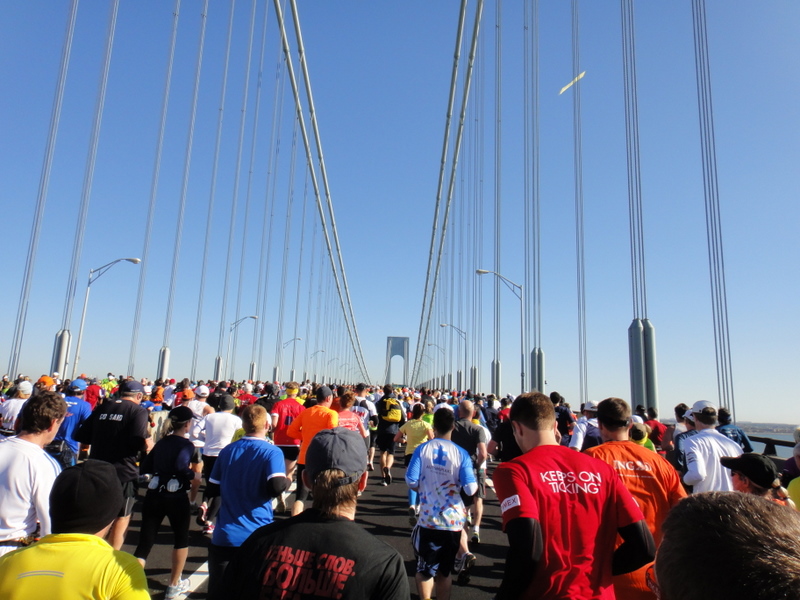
122, 453, 507, 599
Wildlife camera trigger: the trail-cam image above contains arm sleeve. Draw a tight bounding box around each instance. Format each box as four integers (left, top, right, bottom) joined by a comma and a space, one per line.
265, 476, 289, 498
682, 440, 705, 486
74, 412, 95, 445
568, 422, 585, 450
496, 517, 542, 600
612, 520, 656, 576
740, 430, 754, 453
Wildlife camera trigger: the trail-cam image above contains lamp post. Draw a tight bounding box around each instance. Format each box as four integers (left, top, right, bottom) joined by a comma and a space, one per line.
440, 323, 468, 391
477, 269, 526, 394
225, 316, 258, 380
72, 257, 141, 379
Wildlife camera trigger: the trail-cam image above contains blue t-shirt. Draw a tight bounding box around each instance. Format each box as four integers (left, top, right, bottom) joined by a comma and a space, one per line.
55, 396, 93, 452
209, 436, 286, 547
406, 438, 477, 531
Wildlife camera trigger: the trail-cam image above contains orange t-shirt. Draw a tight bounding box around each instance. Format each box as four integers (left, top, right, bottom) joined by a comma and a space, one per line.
584, 440, 687, 600
285, 404, 338, 464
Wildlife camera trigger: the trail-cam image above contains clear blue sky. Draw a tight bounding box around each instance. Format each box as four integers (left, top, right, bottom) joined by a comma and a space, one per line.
1, 1, 798, 423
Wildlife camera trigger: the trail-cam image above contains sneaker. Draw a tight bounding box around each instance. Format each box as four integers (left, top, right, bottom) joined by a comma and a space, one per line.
203, 522, 215, 535
367, 463, 375, 471
195, 502, 208, 526
471, 530, 480, 545
383, 467, 392, 485
457, 553, 476, 586
379, 479, 388, 487
408, 507, 417, 526
165, 578, 191, 599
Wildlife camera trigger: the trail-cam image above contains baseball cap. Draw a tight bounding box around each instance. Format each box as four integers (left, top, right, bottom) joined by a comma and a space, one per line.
683, 409, 695, 422
50, 460, 123, 534
169, 405, 194, 424
691, 400, 716, 414
583, 400, 599, 412
316, 385, 333, 401
37, 375, 55, 389
720, 453, 779, 489
219, 394, 236, 411
195, 385, 210, 398
17, 381, 33, 396
119, 380, 145, 395
67, 378, 88, 392
305, 428, 367, 487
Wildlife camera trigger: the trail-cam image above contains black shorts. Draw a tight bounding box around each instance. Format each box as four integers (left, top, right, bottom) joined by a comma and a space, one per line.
412, 526, 461, 578
376, 432, 396, 454
404, 453, 413, 467
279, 446, 300, 462
201, 455, 217, 482
120, 479, 138, 518
369, 429, 378, 448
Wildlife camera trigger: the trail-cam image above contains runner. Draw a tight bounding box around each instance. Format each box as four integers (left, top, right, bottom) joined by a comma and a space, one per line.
270, 382, 306, 514
375, 384, 406, 486
406, 408, 477, 600
394, 403, 434, 525
134, 406, 202, 599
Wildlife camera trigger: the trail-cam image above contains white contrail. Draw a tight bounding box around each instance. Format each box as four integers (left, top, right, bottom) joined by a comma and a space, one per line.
559, 70, 586, 94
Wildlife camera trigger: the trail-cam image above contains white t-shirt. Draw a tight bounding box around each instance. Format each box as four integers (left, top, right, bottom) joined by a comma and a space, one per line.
202, 412, 243, 457
162, 385, 176, 408
0, 399, 27, 431
683, 428, 743, 492
0, 437, 61, 555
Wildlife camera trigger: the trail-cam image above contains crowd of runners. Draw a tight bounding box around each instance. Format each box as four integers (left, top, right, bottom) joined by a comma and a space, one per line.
1, 371, 800, 599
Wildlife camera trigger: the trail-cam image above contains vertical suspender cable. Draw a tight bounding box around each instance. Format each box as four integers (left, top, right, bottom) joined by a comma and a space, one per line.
287, 0, 371, 380
256, 43, 288, 379
54, 0, 120, 375
129, 0, 182, 376
571, 0, 588, 406
291, 171, 310, 375
691, 0, 735, 415
231, 0, 268, 378
493, 0, 503, 395
272, 118, 300, 380
220, 0, 258, 379
8, 0, 79, 377
189, 0, 235, 378
410, 0, 469, 384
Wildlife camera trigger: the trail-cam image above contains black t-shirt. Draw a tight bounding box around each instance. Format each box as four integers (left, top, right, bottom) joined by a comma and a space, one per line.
490, 419, 523, 462
76, 398, 150, 483
554, 404, 576, 436
376, 396, 405, 435
451, 418, 487, 466
223, 508, 409, 600
140, 434, 201, 494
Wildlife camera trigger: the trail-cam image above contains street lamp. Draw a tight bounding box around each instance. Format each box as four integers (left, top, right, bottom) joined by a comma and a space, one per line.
440, 323, 468, 391
477, 269, 526, 394
72, 257, 141, 379
283, 337, 302, 349
226, 316, 258, 380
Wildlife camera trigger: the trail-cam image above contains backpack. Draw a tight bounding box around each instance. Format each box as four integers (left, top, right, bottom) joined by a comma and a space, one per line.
380, 398, 403, 423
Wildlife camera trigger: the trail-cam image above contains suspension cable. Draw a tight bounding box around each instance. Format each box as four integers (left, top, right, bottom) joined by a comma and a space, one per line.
129, 0, 183, 376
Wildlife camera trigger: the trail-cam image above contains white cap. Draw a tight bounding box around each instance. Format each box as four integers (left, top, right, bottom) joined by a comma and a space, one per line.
195, 385, 210, 398
691, 400, 716, 413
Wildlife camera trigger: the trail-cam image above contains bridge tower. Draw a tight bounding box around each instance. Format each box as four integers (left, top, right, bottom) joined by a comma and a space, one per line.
384, 337, 409, 386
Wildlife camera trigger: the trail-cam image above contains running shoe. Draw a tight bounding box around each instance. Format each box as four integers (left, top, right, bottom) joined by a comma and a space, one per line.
195, 502, 208, 526
203, 522, 215, 535
165, 578, 191, 599
408, 507, 417, 526
383, 467, 392, 485
457, 553, 477, 586
367, 463, 375, 471
471, 530, 480, 545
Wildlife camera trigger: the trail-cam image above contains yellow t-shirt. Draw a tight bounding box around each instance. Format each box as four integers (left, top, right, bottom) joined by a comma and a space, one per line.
0, 533, 149, 599
285, 405, 338, 464
399, 419, 433, 455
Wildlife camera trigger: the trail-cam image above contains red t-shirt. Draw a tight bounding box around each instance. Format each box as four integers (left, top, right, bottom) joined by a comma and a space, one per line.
337, 410, 362, 433
270, 398, 305, 446
644, 420, 667, 447
494, 444, 644, 600
499, 407, 511, 422
84, 384, 103, 410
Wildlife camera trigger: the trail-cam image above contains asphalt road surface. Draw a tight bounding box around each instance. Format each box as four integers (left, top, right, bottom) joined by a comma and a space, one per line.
122, 453, 507, 599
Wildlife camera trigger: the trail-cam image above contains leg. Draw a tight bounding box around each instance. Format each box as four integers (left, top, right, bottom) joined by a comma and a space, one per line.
415, 573, 435, 600
171, 547, 189, 587
189, 459, 203, 505
434, 573, 453, 600
165, 494, 191, 587
108, 515, 132, 551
